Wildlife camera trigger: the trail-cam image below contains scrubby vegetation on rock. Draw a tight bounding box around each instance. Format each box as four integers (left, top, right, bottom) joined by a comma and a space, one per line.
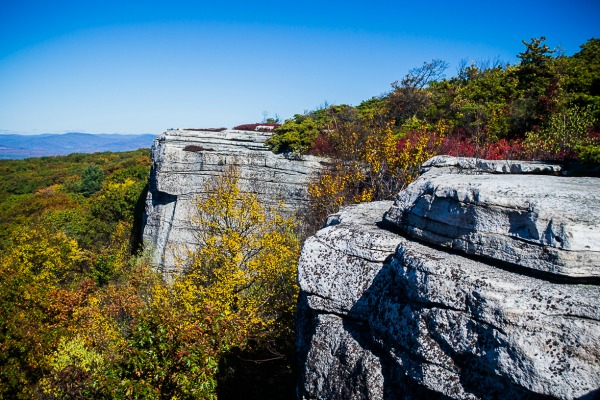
184, 128, 227, 132
266, 37, 600, 230
233, 123, 281, 131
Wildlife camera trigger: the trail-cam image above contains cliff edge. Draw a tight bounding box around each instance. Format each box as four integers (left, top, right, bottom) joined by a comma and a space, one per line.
142, 129, 325, 275
297, 156, 600, 399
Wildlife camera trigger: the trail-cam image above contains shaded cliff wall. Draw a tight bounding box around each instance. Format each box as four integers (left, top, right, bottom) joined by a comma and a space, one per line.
142, 129, 325, 275
297, 156, 600, 399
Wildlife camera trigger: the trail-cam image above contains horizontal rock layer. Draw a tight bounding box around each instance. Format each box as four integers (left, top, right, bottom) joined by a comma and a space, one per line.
142, 129, 325, 274
384, 156, 600, 278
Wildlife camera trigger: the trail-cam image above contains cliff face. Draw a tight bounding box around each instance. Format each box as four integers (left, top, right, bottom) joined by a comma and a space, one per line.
297, 156, 600, 399
142, 129, 325, 275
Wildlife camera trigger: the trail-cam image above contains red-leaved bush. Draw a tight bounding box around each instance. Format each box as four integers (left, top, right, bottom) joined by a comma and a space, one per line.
439, 134, 526, 160
438, 133, 478, 158
308, 134, 335, 156
484, 139, 525, 160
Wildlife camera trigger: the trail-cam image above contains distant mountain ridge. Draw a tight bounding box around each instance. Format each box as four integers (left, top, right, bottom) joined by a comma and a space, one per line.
0, 132, 156, 159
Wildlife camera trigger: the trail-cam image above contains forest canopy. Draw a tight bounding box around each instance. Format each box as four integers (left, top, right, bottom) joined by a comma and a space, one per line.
0, 149, 299, 399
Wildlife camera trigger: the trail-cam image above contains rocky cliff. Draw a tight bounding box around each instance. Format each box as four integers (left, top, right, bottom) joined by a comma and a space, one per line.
142, 129, 325, 275
297, 156, 600, 399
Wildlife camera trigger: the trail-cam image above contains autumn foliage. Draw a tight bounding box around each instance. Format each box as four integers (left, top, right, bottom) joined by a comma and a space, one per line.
173, 166, 300, 362
0, 151, 300, 398
232, 123, 281, 131
1, 36, 599, 398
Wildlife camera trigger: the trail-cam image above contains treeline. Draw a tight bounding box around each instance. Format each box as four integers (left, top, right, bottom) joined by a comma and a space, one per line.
0, 150, 150, 255
267, 37, 600, 227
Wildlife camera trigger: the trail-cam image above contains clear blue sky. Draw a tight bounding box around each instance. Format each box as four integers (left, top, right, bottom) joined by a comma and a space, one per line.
1, 0, 598, 134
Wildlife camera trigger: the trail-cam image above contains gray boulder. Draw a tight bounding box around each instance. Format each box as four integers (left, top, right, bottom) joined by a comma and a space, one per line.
384, 156, 600, 278
297, 158, 600, 399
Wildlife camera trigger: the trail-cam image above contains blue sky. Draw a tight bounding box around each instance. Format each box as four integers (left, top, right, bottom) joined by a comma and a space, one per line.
1, 0, 598, 134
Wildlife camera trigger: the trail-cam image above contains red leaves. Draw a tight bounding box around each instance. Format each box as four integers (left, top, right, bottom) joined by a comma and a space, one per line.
485, 139, 525, 160
308, 134, 334, 155
439, 133, 526, 160
47, 279, 96, 325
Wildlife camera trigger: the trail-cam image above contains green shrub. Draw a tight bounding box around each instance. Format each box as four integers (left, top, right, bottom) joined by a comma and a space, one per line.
78, 165, 104, 197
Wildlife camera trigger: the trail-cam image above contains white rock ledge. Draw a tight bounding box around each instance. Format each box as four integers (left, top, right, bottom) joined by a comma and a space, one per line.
297, 157, 600, 399
384, 156, 600, 278
297, 200, 600, 399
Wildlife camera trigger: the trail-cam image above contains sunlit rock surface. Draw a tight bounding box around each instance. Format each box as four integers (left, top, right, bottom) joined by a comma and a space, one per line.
384, 156, 600, 278
297, 157, 600, 399
142, 129, 325, 275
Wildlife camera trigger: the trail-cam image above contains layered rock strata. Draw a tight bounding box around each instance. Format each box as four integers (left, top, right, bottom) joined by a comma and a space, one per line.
384, 156, 600, 278
297, 157, 600, 399
142, 129, 325, 275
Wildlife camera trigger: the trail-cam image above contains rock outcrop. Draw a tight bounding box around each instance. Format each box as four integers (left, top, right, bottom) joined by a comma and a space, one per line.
297, 156, 600, 399
384, 156, 600, 278
142, 129, 325, 275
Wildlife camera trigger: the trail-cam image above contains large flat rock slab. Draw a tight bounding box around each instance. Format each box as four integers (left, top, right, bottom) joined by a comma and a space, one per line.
384, 156, 600, 278
298, 201, 398, 316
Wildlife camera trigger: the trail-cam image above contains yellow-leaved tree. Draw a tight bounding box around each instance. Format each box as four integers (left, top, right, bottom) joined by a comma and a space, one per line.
175, 165, 300, 346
